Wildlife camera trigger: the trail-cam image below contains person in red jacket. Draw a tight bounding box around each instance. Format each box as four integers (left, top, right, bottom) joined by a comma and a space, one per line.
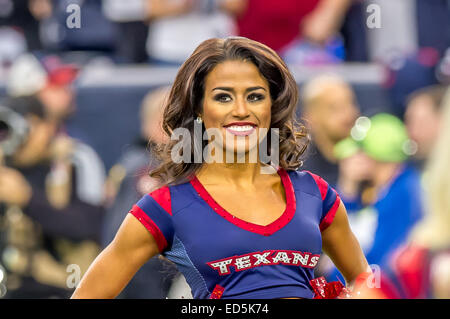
236, 0, 352, 53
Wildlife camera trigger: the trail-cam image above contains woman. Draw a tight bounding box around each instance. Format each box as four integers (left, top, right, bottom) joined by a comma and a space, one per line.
71, 37, 369, 299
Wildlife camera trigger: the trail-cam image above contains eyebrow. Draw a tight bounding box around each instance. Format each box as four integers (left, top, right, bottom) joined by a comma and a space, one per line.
211, 86, 267, 93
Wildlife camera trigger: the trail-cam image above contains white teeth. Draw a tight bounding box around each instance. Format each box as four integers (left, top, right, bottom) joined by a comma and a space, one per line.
226, 125, 254, 132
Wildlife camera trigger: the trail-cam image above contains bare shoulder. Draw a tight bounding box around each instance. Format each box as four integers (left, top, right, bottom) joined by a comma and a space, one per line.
111, 213, 160, 259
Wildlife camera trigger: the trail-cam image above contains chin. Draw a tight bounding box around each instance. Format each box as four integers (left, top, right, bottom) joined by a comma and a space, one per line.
225, 142, 259, 163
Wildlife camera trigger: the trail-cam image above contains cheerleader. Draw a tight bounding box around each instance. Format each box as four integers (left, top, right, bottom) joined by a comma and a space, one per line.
72, 37, 370, 299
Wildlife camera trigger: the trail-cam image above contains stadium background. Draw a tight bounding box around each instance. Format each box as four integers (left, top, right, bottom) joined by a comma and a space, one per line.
0, 0, 449, 299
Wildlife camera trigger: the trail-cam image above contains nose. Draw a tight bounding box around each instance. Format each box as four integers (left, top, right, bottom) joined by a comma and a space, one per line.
231, 96, 250, 118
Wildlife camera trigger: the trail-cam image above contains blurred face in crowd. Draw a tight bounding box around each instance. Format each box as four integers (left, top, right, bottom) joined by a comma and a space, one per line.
141, 90, 169, 144
37, 84, 75, 122
12, 114, 56, 166
201, 59, 272, 155
339, 149, 376, 186
344, 150, 375, 176
306, 82, 359, 143
405, 94, 442, 160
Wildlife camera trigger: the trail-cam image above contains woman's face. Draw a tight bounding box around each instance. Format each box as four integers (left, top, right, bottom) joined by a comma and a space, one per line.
201, 59, 272, 160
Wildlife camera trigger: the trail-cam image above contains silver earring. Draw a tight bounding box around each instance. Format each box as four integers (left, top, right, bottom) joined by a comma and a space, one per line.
196, 116, 203, 124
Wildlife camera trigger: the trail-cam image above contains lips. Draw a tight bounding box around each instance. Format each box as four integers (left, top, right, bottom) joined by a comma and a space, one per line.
223, 122, 257, 136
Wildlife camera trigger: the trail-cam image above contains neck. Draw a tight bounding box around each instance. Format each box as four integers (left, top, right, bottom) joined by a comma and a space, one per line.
197, 159, 275, 187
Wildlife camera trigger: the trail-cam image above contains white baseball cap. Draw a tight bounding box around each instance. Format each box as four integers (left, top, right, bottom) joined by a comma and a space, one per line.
6, 53, 79, 97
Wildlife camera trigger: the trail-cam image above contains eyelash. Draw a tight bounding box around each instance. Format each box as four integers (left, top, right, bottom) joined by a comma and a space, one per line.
248, 93, 265, 102
214, 94, 232, 103
213, 93, 265, 103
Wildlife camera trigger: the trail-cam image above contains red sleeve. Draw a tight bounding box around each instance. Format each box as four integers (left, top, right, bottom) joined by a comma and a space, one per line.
306, 172, 341, 232
128, 186, 174, 253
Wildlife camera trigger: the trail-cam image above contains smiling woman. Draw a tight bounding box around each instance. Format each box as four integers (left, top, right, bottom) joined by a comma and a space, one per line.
202, 60, 270, 160
150, 36, 309, 185
71, 37, 371, 300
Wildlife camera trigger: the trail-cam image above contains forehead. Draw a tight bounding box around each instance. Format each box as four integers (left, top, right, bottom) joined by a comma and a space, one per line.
309, 83, 354, 109
204, 60, 269, 89
407, 94, 436, 113
324, 83, 354, 101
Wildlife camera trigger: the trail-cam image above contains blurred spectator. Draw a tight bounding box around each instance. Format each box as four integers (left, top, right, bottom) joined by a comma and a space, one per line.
0, 0, 53, 68
404, 85, 447, 170
357, 88, 450, 299
6, 54, 79, 126
101, 87, 178, 298
0, 27, 26, 70
327, 113, 423, 282
143, 0, 238, 65
236, 0, 355, 64
366, 0, 450, 63
0, 53, 106, 298
365, 0, 418, 63
39, 0, 117, 55
377, 88, 450, 299
5, 52, 105, 220
102, 0, 149, 63
338, 0, 369, 62
371, 0, 450, 116
0, 0, 52, 52
300, 74, 360, 187
383, 48, 442, 118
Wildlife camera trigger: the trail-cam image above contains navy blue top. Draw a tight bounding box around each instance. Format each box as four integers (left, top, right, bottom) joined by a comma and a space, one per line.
129, 168, 340, 299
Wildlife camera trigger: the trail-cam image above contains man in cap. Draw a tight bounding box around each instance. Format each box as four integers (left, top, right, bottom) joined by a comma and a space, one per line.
0, 54, 106, 298
325, 113, 424, 282
6, 53, 78, 126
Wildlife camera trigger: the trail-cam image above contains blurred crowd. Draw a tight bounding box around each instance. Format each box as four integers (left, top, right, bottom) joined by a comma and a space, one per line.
0, 0, 449, 299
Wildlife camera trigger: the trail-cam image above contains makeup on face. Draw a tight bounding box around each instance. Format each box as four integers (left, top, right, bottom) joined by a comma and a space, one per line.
201, 60, 272, 155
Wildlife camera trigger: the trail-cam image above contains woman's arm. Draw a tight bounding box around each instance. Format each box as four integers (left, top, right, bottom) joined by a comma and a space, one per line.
71, 214, 160, 298
321, 200, 370, 287
145, 0, 194, 20
301, 0, 353, 44
218, 0, 248, 16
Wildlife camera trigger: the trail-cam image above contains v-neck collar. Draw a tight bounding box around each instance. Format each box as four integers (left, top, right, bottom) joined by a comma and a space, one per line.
189, 167, 296, 236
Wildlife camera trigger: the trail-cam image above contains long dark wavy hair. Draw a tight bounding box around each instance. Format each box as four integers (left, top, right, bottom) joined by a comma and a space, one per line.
150, 37, 309, 185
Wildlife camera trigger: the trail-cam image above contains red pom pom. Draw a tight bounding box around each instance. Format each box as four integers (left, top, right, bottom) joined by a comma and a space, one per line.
310, 276, 327, 299
310, 277, 348, 299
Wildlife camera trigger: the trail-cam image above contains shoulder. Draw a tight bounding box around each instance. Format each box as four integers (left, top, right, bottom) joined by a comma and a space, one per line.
286, 169, 341, 232
72, 139, 104, 166
129, 185, 175, 253
141, 185, 173, 216
70, 139, 106, 180
389, 165, 423, 199
286, 169, 333, 200
402, 166, 423, 191
69, 138, 106, 205
116, 146, 150, 173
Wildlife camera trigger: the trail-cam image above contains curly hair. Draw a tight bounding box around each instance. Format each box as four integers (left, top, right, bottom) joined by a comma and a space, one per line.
150, 37, 309, 185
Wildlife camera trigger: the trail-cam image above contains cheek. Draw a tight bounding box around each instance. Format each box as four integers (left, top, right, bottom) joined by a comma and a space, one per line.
49, 90, 72, 108
201, 101, 224, 128
257, 102, 272, 127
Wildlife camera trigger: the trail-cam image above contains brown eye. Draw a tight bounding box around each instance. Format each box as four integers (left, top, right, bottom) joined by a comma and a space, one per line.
214, 94, 232, 103
248, 93, 265, 102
